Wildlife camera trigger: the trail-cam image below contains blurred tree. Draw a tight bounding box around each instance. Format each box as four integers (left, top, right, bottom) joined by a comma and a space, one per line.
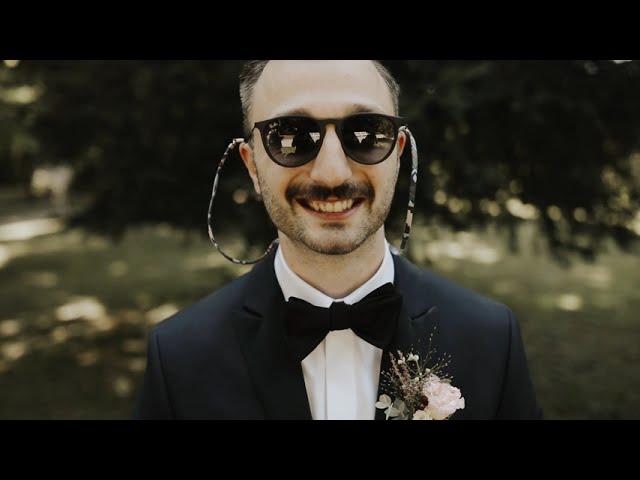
386, 60, 640, 262
0, 60, 41, 189
2, 60, 639, 261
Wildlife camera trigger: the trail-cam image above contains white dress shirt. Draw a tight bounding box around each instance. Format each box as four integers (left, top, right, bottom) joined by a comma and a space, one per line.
274, 240, 395, 420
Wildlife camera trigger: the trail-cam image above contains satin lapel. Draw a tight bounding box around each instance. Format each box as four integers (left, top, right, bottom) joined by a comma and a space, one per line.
232, 249, 312, 420
375, 254, 441, 420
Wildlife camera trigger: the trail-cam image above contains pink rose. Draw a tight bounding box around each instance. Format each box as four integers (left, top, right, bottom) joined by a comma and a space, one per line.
423, 375, 465, 420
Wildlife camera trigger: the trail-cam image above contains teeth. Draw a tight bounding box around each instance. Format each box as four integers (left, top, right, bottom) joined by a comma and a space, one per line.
307, 199, 355, 213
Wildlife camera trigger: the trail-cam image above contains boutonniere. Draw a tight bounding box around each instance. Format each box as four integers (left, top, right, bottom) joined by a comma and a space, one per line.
376, 340, 465, 420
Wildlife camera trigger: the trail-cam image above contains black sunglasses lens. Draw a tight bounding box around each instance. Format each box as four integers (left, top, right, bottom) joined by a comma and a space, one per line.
342, 115, 397, 164
263, 117, 321, 167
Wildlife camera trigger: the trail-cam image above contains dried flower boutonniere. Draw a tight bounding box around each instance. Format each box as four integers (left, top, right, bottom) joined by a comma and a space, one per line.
376, 337, 464, 420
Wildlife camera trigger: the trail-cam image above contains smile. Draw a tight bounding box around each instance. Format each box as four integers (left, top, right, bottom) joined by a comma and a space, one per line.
296, 198, 365, 218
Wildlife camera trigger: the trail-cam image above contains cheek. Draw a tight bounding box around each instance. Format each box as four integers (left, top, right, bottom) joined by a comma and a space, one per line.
259, 164, 297, 201
368, 162, 398, 194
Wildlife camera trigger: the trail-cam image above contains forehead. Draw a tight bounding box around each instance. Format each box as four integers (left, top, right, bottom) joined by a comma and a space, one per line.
251, 60, 395, 120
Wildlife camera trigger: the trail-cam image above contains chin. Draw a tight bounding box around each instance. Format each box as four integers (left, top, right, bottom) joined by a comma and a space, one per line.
323, 245, 359, 255
301, 233, 367, 256
307, 243, 359, 256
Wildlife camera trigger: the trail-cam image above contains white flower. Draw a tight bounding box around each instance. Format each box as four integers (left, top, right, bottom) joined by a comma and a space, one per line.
412, 409, 433, 420
407, 353, 420, 362
375, 394, 407, 420
423, 375, 465, 420
391, 399, 407, 420
396, 352, 407, 365
375, 394, 393, 410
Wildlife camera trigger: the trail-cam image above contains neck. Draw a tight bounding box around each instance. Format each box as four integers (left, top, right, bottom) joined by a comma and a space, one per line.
278, 229, 387, 299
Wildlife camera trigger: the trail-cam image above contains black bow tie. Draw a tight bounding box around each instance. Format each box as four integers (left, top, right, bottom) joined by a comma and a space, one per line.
283, 283, 403, 362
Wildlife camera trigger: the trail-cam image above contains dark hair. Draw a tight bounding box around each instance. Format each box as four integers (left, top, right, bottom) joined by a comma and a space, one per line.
238, 60, 401, 140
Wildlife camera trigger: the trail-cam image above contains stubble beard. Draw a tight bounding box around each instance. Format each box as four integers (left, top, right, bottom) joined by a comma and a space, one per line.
255, 165, 398, 256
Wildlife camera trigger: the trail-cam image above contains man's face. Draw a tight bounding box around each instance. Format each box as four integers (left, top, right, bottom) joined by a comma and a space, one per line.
240, 60, 406, 255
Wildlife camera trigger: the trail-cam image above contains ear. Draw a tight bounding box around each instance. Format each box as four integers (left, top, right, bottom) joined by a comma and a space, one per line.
238, 141, 261, 195
397, 130, 407, 158
395, 130, 407, 176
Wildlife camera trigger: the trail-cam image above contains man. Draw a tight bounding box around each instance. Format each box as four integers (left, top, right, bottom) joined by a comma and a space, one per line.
134, 60, 542, 420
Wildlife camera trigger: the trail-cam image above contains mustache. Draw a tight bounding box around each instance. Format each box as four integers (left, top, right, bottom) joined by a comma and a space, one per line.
285, 181, 375, 204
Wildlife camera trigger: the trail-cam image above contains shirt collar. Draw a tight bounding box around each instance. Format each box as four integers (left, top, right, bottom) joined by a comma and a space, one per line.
274, 240, 395, 308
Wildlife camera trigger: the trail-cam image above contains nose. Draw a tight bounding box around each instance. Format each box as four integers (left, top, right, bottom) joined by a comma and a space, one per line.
308, 125, 353, 188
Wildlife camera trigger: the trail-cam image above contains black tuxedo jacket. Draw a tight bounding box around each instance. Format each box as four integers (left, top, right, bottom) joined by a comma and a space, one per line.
134, 249, 543, 420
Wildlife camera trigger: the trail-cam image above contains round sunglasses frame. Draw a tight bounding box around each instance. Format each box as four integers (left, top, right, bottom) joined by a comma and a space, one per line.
252, 113, 406, 168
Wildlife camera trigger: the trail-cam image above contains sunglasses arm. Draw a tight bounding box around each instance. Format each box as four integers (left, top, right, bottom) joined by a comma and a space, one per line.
207, 137, 278, 265
398, 126, 418, 254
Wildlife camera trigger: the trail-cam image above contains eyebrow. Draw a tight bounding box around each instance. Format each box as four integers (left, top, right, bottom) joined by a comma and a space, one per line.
272, 103, 386, 118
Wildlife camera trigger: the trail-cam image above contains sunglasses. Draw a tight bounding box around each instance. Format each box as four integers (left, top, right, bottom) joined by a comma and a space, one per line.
252, 113, 405, 168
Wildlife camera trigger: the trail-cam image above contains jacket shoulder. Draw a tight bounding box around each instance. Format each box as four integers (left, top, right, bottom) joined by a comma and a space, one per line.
137, 270, 261, 418
395, 254, 512, 331
149, 270, 252, 350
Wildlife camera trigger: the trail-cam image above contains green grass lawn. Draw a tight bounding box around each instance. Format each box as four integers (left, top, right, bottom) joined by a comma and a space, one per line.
0, 213, 639, 419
